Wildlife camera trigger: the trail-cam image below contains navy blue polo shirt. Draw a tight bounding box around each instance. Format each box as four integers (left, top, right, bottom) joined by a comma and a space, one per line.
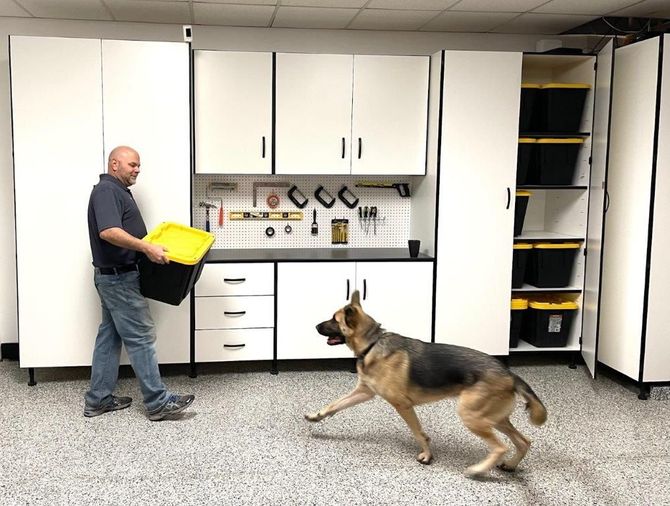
88, 174, 148, 268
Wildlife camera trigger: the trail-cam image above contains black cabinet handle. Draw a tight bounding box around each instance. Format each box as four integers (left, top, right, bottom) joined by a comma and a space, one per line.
506, 187, 511, 210
223, 278, 246, 283
341, 137, 345, 159
363, 279, 367, 300
224, 344, 246, 348
262, 136, 266, 158
224, 311, 246, 316
346, 279, 350, 300
358, 138, 362, 159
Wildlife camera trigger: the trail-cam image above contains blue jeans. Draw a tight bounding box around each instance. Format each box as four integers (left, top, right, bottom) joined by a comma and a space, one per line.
84, 269, 170, 413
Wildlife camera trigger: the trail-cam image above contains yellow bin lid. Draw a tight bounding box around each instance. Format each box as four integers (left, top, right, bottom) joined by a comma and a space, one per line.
541, 83, 591, 89
516, 190, 532, 197
519, 138, 537, 144
529, 300, 578, 310
143, 222, 215, 265
536, 138, 584, 144
521, 83, 541, 88
511, 298, 528, 310
514, 243, 532, 249
534, 242, 581, 249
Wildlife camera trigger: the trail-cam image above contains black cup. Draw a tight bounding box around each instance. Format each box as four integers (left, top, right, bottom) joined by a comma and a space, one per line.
408, 239, 420, 258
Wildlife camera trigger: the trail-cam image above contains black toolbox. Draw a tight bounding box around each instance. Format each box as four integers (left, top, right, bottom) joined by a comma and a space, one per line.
523, 297, 578, 348
525, 242, 581, 288
512, 243, 532, 288
527, 138, 583, 185
539, 83, 591, 133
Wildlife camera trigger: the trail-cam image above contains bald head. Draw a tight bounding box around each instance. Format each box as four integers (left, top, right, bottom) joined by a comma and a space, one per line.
108, 146, 141, 188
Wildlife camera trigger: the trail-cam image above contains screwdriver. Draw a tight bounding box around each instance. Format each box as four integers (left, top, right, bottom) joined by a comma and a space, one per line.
370, 206, 377, 235
363, 206, 369, 235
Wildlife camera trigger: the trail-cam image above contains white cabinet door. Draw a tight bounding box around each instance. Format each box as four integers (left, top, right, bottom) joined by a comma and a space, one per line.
11, 36, 104, 367
356, 262, 433, 342
102, 40, 191, 364
351, 55, 429, 175
195, 51, 272, 174
275, 53, 353, 174
277, 262, 355, 359
435, 51, 521, 356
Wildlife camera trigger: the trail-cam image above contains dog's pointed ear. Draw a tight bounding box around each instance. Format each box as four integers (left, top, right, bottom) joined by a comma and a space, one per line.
351, 290, 361, 306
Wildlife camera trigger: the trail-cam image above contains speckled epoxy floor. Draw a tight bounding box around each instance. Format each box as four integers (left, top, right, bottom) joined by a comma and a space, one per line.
0, 358, 668, 506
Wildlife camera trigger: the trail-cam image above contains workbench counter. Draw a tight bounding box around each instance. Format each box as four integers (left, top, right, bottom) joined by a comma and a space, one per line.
204, 248, 434, 263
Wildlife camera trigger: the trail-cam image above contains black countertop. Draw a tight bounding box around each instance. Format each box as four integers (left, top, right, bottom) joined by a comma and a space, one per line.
204, 248, 434, 263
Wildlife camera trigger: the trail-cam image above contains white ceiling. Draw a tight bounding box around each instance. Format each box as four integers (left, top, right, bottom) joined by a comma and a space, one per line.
0, 0, 668, 34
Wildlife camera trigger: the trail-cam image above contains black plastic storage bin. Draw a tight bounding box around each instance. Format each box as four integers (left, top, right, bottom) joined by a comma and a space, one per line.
525, 242, 580, 288
514, 191, 531, 237
510, 298, 528, 348
523, 298, 578, 348
539, 83, 591, 133
138, 222, 215, 306
527, 138, 583, 185
519, 83, 541, 132
512, 243, 532, 288
516, 138, 536, 185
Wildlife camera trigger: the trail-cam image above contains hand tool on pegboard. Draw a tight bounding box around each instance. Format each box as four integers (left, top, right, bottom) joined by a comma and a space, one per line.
355, 181, 411, 197
311, 209, 318, 235
198, 202, 216, 232
207, 182, 237, 226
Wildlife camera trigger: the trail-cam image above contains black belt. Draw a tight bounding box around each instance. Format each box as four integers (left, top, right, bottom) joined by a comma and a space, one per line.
97, 264, 138, 275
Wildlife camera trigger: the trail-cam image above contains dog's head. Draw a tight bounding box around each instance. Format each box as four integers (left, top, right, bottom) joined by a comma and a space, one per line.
315, 290, 380, 352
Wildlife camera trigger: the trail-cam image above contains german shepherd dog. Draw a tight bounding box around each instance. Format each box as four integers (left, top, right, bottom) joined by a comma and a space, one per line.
305, 291, 547, 477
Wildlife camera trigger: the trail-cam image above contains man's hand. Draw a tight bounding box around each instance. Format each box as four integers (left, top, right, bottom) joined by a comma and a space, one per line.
143, 242, 169, 264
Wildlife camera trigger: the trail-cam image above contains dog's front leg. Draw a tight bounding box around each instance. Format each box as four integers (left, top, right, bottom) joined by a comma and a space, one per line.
305, 381, 375, 422
393, 405, 433, 465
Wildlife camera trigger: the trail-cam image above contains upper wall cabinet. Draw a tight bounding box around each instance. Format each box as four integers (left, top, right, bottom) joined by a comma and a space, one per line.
275, 53, 429, 175
195, 51, 272, 174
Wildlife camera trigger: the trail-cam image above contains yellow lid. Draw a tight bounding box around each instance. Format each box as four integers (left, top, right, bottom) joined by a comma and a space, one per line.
541, 83, 591, 89
511, 298, 528, 310
516, 190, 532, 197
529, 300, 579, 310
521, 83, 541, 88
519, 138, 537, 144
513, 243, 532, 249
143, 222, 215, 265
536, 138, 584, 144
534, 242, 581, 249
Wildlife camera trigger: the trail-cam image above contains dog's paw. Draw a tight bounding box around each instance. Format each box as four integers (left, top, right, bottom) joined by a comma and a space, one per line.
304, 412, 323, 423
464, 465, 489, 478
416, 451, 433, 465
497, 462, 516, 473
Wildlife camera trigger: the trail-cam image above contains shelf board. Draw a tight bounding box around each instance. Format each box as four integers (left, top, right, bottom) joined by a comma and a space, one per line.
518, 185, 587, 190
510, 340, 580, 353
519, 132, 591, 138
512, 284, 582, 292
515, 231, 585, 241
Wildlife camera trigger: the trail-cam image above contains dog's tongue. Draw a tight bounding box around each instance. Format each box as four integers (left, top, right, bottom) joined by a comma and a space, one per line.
327, 337, 341, 345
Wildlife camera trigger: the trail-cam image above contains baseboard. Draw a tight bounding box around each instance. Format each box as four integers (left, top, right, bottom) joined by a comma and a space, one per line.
1, 342, 19, 361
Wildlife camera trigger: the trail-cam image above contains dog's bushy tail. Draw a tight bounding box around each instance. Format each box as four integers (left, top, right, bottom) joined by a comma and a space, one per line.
512, 374, 547, 426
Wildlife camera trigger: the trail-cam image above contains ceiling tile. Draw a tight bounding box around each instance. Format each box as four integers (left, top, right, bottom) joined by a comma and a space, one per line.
273, 6, 358, 28
193, 3, 275, 26
493, 12, 598, 34
105, 0, 191, 23
612, 0, 670, 17
196, 0, 276, 4
533, 0, 641, 15
367, 0, 458, 10
17, 0, 112, 20
422, 10, 518, 31
450, 0, 548, 12
0, 0, 31, 17
281, 0, 366, 7
349, 9, 439, 30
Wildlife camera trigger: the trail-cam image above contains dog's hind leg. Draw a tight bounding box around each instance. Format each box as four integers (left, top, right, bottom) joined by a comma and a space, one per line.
304, 381, 375, 422
393, 405, 433, 464
495, 417, 530, 472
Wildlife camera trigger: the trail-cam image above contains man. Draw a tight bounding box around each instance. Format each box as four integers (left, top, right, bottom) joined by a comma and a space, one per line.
84, 145, 194, 421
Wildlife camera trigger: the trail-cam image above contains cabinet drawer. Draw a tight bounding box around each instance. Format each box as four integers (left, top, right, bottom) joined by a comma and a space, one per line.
195, 329, 273, 362
195, 295, 274, 329
195, 263, 274, 296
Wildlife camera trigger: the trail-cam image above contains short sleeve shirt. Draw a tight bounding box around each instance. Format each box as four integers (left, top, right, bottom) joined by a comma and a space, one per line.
88, 174, 148, 268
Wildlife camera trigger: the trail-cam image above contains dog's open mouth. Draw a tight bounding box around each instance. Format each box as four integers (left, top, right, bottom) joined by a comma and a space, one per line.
316, 320, 346, 346
327, 335, 345, 346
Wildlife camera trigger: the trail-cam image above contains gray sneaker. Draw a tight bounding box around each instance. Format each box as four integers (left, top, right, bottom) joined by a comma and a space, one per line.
147, 394, 195, 421
84, 396, 132, 417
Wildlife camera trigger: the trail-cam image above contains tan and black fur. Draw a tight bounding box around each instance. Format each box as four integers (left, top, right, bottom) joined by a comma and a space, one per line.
305, 290, 547, 478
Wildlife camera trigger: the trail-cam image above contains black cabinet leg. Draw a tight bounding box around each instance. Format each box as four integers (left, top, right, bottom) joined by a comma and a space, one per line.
568, 352, 578, 369
350, 358, 357, 373
28, 368, 36, 386
189, 362, 197, 379
637, 383, 650, 400
271, 359, 278, 375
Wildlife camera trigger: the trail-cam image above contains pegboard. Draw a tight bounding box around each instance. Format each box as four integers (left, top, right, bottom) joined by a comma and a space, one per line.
193, 175, 415, 249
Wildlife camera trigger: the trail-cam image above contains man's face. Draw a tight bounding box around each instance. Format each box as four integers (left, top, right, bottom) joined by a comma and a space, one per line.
111, 149, 141, 187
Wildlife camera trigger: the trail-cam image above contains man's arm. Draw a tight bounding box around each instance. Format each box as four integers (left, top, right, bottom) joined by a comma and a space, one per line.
99, 227, 169, 264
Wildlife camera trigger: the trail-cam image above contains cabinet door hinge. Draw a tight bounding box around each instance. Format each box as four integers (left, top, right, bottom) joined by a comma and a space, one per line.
583, 248, 587, 257
588, 156, 592, 165
579, 336, 583, 345
594, 62, 598, 71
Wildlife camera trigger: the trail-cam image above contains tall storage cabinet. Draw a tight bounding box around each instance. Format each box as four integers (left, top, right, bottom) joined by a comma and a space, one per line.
598, 35, 670, 392
10, 36, 191, 368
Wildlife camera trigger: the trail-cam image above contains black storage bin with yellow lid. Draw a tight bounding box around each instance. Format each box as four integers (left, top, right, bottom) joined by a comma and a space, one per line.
526, 242, 580, 288
138, 222, 215, 306
528, 138, 583, 185
517, 138, 536, 185
514, 191, 531, 237
519, 83, 541, 132
523, 298, 578, 348
539, 83, 591, 133
510, 297, 528, 348
512, 243, 532, 288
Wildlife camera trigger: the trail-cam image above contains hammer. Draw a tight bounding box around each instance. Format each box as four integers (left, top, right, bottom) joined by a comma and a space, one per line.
199, 202, 216, 232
